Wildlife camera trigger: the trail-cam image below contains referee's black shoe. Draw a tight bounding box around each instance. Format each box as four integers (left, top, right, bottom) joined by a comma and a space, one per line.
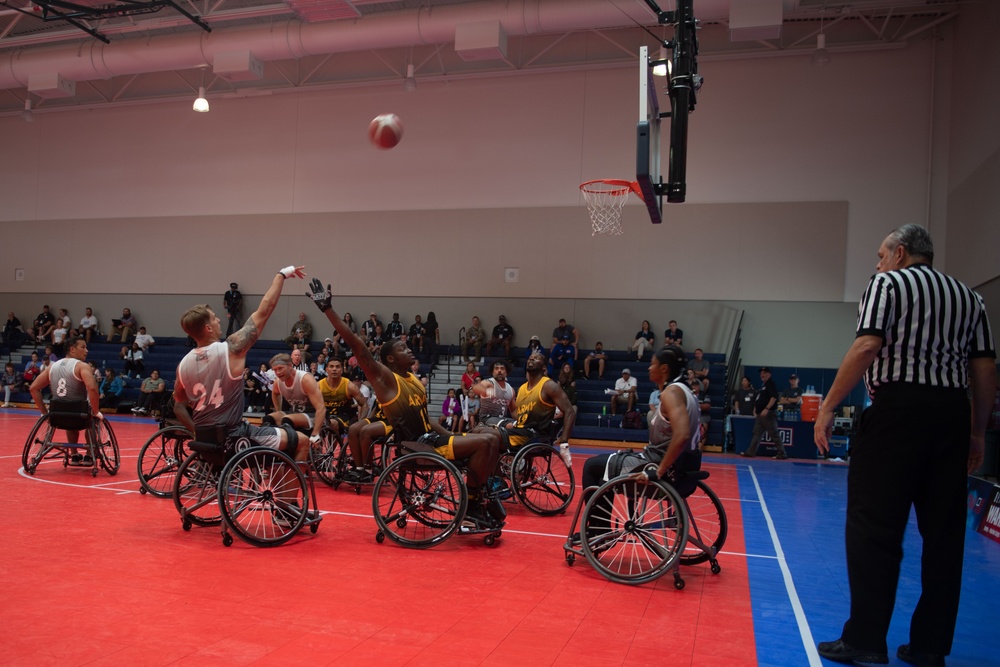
897, 644, 945, 667
817, 638, 888, 664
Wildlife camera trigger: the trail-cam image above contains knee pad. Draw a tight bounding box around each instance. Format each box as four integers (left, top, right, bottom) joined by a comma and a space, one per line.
280, 416, 297, 428
280, 423, 300, 448
261, 414, 278, 426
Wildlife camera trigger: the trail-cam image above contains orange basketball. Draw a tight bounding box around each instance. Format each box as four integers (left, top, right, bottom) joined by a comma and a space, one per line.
368, 113, 403, 149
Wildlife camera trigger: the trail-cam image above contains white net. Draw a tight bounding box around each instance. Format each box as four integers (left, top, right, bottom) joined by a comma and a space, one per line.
580, 180, 634, 236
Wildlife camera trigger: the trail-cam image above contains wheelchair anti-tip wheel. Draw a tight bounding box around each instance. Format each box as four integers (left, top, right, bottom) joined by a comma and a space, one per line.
172, 452, 223, 528
510, 442, 575, 516
138, 425, 193, 497
580, 475, 689, 586
219, 446, 311, 547
679, 480, 727, 568
372, 452, 467, 549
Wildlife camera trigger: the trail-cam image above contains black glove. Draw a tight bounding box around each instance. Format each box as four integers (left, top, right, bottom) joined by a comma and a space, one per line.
306, 278, 332, 312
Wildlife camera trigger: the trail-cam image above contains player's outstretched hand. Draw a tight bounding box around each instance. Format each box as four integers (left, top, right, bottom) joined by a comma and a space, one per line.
306, 278, 332, 312
280, 265, 307, 279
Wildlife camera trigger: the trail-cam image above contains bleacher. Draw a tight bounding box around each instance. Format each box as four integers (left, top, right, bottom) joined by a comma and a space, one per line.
4, 339, 730, 445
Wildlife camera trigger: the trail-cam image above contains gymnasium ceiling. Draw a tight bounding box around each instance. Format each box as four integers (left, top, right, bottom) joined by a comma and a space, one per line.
0, 0, 962, 117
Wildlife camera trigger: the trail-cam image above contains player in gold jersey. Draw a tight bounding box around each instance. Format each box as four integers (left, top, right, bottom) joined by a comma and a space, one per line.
318, 357, 367, 436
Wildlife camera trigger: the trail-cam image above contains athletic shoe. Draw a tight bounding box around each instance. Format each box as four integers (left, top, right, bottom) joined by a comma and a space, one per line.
341, 467, 374, 484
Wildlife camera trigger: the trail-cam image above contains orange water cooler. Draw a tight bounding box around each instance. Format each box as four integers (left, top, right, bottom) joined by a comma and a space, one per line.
801, 394, 822, 422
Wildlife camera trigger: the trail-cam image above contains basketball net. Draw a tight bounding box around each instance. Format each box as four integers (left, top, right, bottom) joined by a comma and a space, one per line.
580, 179, 640, 236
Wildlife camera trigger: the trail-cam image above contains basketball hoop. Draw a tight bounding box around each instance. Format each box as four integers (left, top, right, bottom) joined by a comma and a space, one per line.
580, 179, 641, 236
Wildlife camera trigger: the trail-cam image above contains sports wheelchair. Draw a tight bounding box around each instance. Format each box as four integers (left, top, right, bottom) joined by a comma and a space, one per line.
137, 401, 192, 497
492, 426, 575, 516
372, 438, 505, 548
171, 426, 321, 547
563, 463, 727, 589
21, 401, 120, 478
309, 420, 397, 494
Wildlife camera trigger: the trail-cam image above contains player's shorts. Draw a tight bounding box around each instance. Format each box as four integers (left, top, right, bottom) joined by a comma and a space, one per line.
505, 427, 540, 448
416, 432, 455, 460
229, 421, 282, 449
359, 417, 392, 436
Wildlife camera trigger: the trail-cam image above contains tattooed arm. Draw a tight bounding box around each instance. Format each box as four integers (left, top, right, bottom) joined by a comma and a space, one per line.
227, 266, 305, 358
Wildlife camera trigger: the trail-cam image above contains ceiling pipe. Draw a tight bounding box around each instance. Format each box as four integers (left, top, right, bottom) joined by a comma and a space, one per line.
0, 0, 690, 91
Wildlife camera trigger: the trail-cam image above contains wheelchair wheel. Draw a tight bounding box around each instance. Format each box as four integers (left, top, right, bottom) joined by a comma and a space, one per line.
680, 481, 728, 566
373, 452, 467, 549
21, 415, 54, 475
309, 427, 339, 487
510, 443, 575, 516
93, 419, 120, 476
219, 447, 309, 547
172, 452, 223, 527
581, 476, 689, 585
137, 426, 192, 497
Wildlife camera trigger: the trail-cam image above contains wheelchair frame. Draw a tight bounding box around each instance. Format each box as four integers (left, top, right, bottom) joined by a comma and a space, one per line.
171, 435, 322, 548
562, 470, 726, 588
493, 427, 575, 516
21, 409, 120, 478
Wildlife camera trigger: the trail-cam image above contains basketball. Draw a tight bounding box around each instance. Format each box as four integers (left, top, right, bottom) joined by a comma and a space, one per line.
368, 113, 403, 149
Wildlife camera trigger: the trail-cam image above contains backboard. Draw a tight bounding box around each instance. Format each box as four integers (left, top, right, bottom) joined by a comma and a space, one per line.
636, 44, 663, 225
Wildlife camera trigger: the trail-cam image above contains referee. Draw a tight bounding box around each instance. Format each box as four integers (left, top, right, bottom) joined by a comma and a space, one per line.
815, 225, 995, 666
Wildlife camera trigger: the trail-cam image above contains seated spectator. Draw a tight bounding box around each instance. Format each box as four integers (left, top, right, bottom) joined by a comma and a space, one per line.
284, 312, 313, 349
610, 368, 637, 415
408, 315, 425, 353
461, 362, 481, 395
664, 320, 683, 348
460, 390, 480, 432
338, 312, 358, 354
309, 361, 322, 381
632, 320, 655, 362
486, 315, 514, 358
243, 368, 262, 414
77, 308, 99, 344
362, 312, 382, 343
583, 341, 607, 380
99, 368, 125, 409
106, 307, 137, 343
22, 352, 43, 390
463, 315, 485, 363
30, 305, 56, 344
57, 308, 72, 330
551, 318, 580, 360
131, 369, 166, 415
121, 342, 144, 378
687, 348, 711, 390
411, 359, 428, 388
134, 326, 156, 352
732, 376, 756, 415
314, 354, 328, 377
547, 335, 575, 378
3, 362, 22, 407
366, 323, 387, 355
439, 388, 462, 433
386, 312, 405, 339
691, 379, 712, 443
43, 345, 58, 363
3, 311, 26, 351
253, 363, 274, 413
647, 386, 661, 425
524, 335, 545, 363
50, 320, 70, 355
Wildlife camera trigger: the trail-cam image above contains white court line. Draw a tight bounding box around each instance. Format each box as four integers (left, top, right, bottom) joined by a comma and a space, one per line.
748, 465, 821, 666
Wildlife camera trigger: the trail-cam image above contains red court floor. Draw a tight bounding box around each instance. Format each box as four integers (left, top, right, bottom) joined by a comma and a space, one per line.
0, 411, 755, 666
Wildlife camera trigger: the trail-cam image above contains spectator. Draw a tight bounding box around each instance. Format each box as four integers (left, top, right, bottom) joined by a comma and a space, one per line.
461, 362, 481, 395
610, 368, 638, 416
106, 307, 137, 343
408, 315, 426, 353
386, 312, 405, 339
43, 345, 58, 363
553, 362, 578, 436
732, 376, 756, 415
779, 374, 803, 420
31, 305, 56, 343
664, 320, 683, 347
131, 369, 166, 415
460, 388, 480, 432
687, 348, 711, 390
583, 341, 608, 380
77, 308, 98, 344
487, 315, 514, 358
551, 318, 580, 360
425, 311, 441, 367
361, 312, 382, 342
691, 379, 712, 444
56, 308, 72, 330
3, 362, 22, 407
253, 363, 274, 413
243, 367, 264, 414
647, 386, 661, 425
224, 282, 243, 336
121, 342, 144, 378
99, 368, 125, 410
439, 388, 463, 433
547, 334, 575, 378
284, 312, 313, 349
463, 315, 485, 363
339, 312, 359, 355
3, 311, 26, 351
411, 358, 428, 388
366, 323, 386, 355
22, 352, 43, 389
50, 317, 70, 355
632, 320, 656, 362
134, 326, 156, 352
525, 335, 545, 361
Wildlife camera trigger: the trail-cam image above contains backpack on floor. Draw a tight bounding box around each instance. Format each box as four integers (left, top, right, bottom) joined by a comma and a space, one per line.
622, 410, 644, 430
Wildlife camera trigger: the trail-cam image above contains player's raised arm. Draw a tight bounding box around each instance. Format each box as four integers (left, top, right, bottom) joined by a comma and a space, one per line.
228, 266, 305, 356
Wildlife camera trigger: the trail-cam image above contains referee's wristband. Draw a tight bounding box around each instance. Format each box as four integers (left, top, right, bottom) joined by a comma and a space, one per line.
279, 265, 296, 278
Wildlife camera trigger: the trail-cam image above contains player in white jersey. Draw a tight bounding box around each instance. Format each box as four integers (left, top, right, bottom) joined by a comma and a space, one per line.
172, 266, 312, 463
471, 360, 516, 425
266, 353, 325, 441
29, 336, 102, 461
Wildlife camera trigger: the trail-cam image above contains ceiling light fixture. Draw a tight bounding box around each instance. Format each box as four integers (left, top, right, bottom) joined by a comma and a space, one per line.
193, 85, 209, 112
403, 63, 417, 92
811, 11, 831, 67
21, 98, 33, 122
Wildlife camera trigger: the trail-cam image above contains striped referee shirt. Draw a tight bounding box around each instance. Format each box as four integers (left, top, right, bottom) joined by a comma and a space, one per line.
856, 263, 995, 395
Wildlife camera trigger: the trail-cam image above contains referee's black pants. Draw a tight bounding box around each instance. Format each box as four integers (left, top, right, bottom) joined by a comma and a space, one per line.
841, 383, 970, 656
